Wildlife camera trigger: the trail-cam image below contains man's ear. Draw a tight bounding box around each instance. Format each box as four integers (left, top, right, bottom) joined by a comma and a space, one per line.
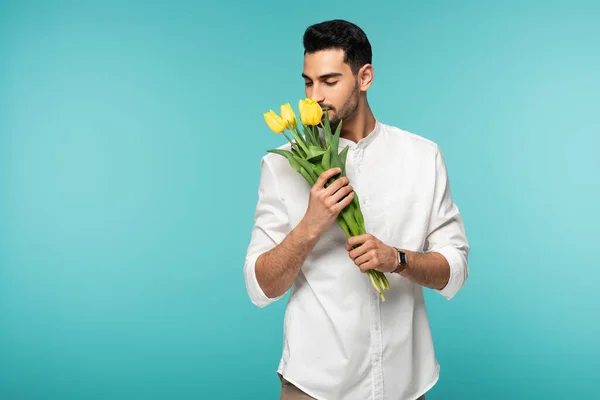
358, 64, 374, 91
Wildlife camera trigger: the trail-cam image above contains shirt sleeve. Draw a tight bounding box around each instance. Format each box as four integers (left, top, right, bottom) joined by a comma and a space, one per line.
423, 146, 470, 300
243, 156, 292, 308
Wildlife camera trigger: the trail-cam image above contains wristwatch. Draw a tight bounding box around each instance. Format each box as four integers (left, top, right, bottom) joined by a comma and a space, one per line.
394, 247, 408, 273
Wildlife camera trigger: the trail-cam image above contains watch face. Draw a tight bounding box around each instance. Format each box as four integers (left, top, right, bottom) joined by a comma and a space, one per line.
398, 250, 407, 265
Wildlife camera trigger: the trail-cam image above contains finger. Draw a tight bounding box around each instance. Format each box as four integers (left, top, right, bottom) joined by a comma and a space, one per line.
329, 183, 353, 204
331, 191, 354, 213
349, 241, 372, 260
315, 167, 341, 189
359, 259, 375, 273
353, 251, 371, 268
323, 176, 349, 197
347, 233, 370, 248
345, 240, 356, 251
354, 254, 369, 270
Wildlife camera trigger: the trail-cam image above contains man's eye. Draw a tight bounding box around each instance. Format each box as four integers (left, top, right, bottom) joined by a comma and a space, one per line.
325, 81, 338, 86
305, 82, 313, 87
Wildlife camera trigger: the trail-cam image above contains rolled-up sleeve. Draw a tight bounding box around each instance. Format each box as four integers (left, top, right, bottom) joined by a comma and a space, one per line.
423, 146, 470, 300
243, 156, 292, 308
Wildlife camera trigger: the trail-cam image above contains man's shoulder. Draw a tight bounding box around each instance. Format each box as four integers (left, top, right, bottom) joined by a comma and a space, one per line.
379, 121, 440, 154
259, 141, 295, 173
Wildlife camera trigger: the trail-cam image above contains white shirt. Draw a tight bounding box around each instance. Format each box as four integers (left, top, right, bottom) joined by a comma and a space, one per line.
243, 120, 470, 400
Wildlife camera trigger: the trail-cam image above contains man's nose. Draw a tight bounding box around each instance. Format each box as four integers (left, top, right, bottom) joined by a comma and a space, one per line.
308, 85, 325, 104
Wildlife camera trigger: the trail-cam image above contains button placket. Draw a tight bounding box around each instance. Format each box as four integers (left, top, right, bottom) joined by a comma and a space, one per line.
355, 147, 363, 168
354, 146, 366, 206
370, 284, 384, 400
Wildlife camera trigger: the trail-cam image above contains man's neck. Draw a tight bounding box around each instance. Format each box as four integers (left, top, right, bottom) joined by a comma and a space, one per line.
337, 104, 377, 144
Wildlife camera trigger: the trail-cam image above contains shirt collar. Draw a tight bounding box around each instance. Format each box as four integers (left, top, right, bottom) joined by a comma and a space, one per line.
317, 119, 382, 150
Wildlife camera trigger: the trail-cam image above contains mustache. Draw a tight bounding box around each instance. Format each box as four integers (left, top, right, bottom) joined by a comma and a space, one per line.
319, 104, 334, 111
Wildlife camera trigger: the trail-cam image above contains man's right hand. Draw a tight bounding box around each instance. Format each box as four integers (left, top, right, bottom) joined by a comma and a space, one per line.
302, 167, 355, 238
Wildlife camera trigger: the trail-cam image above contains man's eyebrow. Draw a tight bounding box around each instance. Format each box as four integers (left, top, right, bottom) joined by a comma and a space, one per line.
302, 72, 343, 80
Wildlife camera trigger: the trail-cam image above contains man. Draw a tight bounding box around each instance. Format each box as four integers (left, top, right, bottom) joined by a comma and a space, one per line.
244, 19, 470, 400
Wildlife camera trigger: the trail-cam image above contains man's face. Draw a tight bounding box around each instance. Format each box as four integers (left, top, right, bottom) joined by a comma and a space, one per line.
302, 49, 360, 126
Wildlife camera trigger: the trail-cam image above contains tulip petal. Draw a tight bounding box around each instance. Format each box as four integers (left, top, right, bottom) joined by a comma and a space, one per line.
264, 110, 287, 134
280, 103, 297, 129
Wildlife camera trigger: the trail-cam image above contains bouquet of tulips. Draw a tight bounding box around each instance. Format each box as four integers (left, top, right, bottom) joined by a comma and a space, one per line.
263, 99, 390, 301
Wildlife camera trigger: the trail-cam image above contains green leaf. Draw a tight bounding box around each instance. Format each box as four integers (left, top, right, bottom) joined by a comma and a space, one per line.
299, 167, 315, 186
266, 149, 303, 174
290, 143, 301, 157
302, 124, 315, 147
339, 146, 349, 177
265, 149, 318, 188
321, 144, 331, 171
288, 127, 309, 157
323, 111, 333, 148
312, 126, 324, 149
333, 117, 343, 142
336, 216, 351, 238
381, 274, 390, 290
339, 145, 349, 165
351, 194, 365, 234
291, 154, 318, 182
330, 119, 342, 170
305, 145, 327, 162
340, 207, 359, 236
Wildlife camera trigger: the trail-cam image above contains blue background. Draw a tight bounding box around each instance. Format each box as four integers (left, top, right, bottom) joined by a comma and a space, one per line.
1, 0, 598, 399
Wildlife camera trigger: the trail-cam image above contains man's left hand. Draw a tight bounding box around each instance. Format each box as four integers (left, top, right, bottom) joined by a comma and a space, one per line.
345, 233, 398, 274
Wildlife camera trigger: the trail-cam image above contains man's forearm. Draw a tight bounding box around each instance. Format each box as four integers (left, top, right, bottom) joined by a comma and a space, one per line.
395, 250, 450, 290
255, 218, 321, 299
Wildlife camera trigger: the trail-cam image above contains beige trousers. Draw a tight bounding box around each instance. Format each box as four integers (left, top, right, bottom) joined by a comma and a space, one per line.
278, 374, 426, 400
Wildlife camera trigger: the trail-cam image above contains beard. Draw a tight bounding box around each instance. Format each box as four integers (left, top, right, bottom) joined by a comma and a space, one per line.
322, 81, 360, 128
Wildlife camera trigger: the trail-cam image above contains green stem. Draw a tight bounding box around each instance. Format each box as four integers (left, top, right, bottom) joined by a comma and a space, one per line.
290, 126, 310, 156
340, 207, 360, 237
282, 131, 294, 145
299, 167, 315, 186
336, 216, 351, 237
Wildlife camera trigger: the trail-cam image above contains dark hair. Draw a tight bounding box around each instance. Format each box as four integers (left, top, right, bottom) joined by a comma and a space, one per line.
303, 19, 372, 75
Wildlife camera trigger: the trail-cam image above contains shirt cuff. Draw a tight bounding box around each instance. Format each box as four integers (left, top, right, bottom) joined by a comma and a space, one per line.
430, 244, 469, 300
244, 253, 286, 308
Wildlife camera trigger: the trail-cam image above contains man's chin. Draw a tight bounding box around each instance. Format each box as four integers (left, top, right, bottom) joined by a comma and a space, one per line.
321, 112, 340, 126
328, 117, 341, 127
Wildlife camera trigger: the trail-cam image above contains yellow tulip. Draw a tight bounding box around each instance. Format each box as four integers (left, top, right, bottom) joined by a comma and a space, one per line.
298, 98, 323, 126
280, 103, 297, 129
264, 110, 287, 134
